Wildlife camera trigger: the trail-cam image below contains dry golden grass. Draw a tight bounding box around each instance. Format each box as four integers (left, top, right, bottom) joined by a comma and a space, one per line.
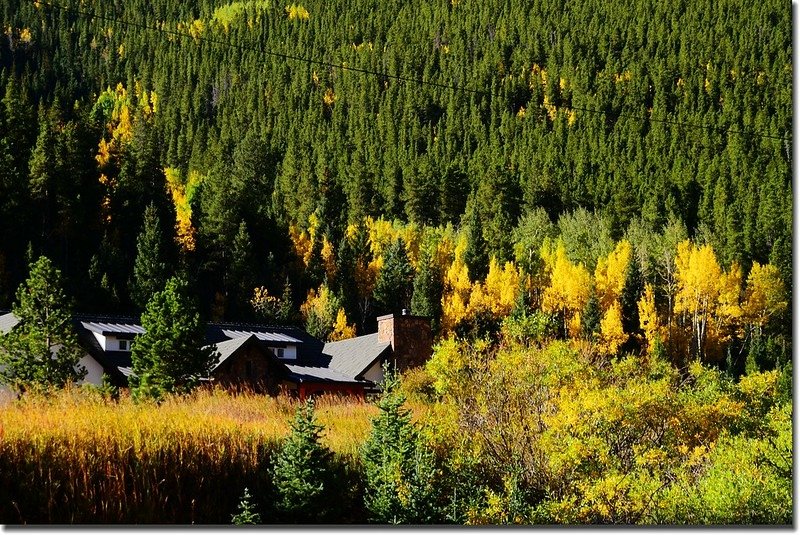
0, 386, 379, 524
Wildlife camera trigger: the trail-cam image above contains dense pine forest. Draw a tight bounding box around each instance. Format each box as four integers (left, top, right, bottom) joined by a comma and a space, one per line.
0, 0, 792, 363
0, 0, 793, 525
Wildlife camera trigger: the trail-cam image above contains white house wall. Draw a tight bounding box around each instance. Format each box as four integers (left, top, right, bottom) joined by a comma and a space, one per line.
92, 331, 107, 350
78, 353, 105, 385
362, 360, 384, 384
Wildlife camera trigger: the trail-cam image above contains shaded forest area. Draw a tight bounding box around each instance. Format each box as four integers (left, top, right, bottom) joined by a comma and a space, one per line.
0, 0, 791, 356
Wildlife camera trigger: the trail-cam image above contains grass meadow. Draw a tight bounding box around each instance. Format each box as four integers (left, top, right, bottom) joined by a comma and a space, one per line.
0, 387, 377, 523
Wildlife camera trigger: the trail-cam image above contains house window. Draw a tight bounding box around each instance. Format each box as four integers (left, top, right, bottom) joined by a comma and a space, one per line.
275, 348, 285, 359
118, 340, 131, 351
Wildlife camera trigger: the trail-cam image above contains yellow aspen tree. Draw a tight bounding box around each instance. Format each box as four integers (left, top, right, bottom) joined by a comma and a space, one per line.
673, 240, 740, 360
594, 240, 632, 312
598, 302, 626, 356
164, 168, 202, 252
288, 224, 313, 268
329, 308, 356, 341
365, 216, 395, 257
397, 222, 421, 267
742, 262, 788, 329
441, 233, 473, 332
479, 258, 521, 316
637, 284, 662, 353
320, 237, 337, 281
541, 239, 591, 337
716, 264, 743, 332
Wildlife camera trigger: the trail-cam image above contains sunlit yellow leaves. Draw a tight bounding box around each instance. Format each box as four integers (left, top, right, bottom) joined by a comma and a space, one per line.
673, 240, 740, 359
716, 264, 742, 325
321, 237, 337, 280
594, 240, 631, 312
289, 224, 313, 268
742, 262, 787, 328
323, 88, 336, 106
638, 284, 662, 352
329, 308, 356, 341
598, 302, 626, 356
250, 286, 280, 318
541, 239, 591, 332
285, 3, 310, 20
164, 167, 203, 252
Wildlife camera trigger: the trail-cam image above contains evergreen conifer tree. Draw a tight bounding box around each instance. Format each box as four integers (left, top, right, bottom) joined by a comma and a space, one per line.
231, 487, 261, 525
373, 238, 414, 315
227, 220, 255, 316
411, 244, 443, 330
130, 277, 217, 400
620, 256, 644, 353
131, 203, 169, 310
361, 366, 440, 524
581, 292, 601, 342
272, 399, 335, 523
463, 198, 488, 282
0, 256, 86, 392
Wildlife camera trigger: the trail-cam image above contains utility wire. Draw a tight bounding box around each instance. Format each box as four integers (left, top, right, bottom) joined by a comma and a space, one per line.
34, 0, 791, 142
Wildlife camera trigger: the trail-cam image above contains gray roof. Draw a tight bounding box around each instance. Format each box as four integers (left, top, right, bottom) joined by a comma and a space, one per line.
208, 335, 258, 370
285, 364, 371, 384
80, 321, 146, 336
324, 333, 391, 380
221, 329, 301, 344
0, 312, 19, 334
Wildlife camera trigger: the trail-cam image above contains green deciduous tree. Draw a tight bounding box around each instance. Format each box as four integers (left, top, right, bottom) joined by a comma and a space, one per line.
130, 277, 217, 400
0, 256, 86, 392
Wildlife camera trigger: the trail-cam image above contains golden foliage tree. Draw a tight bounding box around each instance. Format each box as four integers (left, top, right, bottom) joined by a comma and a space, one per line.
164, 167, 203, 252
673, 240, 742, 361
598, 302, 627, 356
594, 240, 632, 312
742, 262, 787, 330
637, 284, 662, 353
541, 239, 591, 337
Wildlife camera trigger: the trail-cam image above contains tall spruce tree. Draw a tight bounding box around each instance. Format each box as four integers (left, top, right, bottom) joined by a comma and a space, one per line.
0, 256, 86, 392
463, 198, 488, 282
373, 238, 414, 315
411, 243, 443, 330
131, 203, 169, 310
272, 399, 336, 523
581, 291, 601, 342
619, 256, 644, 351
361, 367, 441, 524
130, 277, 216, 400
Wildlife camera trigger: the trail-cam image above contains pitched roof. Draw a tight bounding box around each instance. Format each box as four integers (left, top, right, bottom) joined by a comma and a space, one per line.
324, 333, 391, 380
73, 323, 133, 383
284, 364, 371, 384
79, 319, 145, 336
205, 322, 324, 359
0, 312, 19, 334
220, 329, 302, 344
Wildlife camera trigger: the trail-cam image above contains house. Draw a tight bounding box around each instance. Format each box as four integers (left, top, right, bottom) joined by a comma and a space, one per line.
0, 310, 433, 398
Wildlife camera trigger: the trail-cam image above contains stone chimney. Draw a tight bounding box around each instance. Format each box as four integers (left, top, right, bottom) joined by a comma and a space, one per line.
376, 310, 433, 371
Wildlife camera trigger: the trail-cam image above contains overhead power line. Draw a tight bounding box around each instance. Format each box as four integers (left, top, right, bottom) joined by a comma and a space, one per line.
33, 0, 791, 142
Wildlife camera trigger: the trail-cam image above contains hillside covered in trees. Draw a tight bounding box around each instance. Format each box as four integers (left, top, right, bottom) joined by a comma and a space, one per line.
0, 0, 791, 371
